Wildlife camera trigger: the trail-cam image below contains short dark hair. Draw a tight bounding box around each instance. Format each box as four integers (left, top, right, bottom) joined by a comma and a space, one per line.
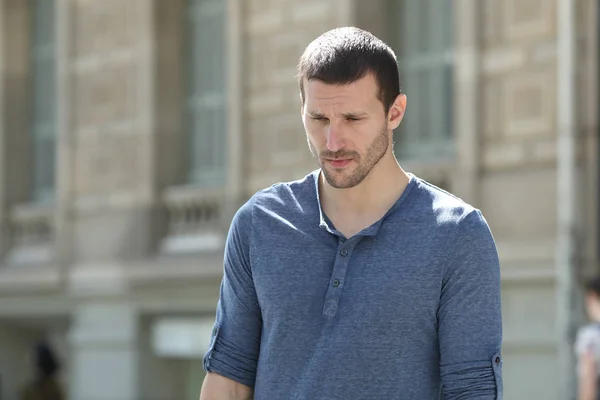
585, 275, 600, 297
297, 27, 401, 112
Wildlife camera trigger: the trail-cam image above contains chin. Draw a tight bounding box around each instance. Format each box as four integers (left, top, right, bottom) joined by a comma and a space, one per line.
324, 173, 361, 189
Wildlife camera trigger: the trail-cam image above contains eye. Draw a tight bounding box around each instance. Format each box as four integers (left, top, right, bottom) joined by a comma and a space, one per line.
311, 116, 328, 122
346, 116, 362, 122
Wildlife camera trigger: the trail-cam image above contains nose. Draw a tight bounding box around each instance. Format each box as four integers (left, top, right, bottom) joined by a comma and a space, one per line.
326, 121, 345, 152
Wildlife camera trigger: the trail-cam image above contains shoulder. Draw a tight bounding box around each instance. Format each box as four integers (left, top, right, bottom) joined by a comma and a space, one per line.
235, 170, 318, 222
252, 170, 317, 207
408, 175, 481, 228
406, 176, 496, 261
576, 323, 600, 355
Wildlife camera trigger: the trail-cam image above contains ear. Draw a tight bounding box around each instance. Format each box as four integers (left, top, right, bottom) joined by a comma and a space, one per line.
388, 93, 407, 131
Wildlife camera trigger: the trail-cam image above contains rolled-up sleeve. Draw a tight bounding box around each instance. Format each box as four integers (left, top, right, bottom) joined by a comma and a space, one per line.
203, 197, 262, 388
438, 209, 503, 399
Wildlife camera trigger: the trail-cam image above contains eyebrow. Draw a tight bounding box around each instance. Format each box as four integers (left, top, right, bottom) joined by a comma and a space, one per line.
341, 112, 368, 119
306, 111, 368, 119
307, 111, 326, 118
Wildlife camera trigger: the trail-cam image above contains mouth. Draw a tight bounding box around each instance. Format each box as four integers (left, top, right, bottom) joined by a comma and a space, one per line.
325, 158, 353, 169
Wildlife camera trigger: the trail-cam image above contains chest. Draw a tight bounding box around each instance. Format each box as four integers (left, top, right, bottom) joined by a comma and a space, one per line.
251, 231, 444, 327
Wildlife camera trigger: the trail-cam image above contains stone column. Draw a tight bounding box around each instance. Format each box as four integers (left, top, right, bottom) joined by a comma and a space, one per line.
66, 0, 158, 266
0, 0, 33, 257
54, 0, 74, 271
452, 0, 481, 206
69, 303, 139, 400
224, 0, 245, 220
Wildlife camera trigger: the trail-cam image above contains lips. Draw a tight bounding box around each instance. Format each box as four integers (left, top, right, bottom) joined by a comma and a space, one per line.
326, 159, 352, 168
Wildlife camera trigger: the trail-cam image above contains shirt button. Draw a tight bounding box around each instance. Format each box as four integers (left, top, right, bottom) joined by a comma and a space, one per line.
332, 279, 340, 287
340, 249, 348, 257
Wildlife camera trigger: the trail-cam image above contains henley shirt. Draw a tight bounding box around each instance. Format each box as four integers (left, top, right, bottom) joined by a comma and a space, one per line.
203, 170, 503, 399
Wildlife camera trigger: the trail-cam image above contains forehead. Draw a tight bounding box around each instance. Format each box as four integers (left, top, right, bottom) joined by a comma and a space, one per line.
303, 74, 381, 113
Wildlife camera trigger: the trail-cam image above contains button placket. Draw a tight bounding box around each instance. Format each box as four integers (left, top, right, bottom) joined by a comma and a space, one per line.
322, 239, 357, 317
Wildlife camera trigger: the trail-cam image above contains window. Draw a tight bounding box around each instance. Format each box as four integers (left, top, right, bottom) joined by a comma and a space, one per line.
185, 0, 227, 187
387, 0, 454, 160
29, 0, 56, 203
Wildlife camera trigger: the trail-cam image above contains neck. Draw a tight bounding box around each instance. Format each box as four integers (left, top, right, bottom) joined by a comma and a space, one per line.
319, 151, 410, 217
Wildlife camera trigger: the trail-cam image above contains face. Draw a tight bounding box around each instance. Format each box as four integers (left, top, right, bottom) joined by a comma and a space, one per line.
301, 74, 405, 189
587, 292, 600, 321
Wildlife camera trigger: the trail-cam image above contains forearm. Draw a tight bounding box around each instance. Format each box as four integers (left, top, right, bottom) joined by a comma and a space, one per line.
578, 353, 597, 400
579, 391, 595, 400
200, 372, 254, 400
579, 383, 596, 400
441, 359, 500, 400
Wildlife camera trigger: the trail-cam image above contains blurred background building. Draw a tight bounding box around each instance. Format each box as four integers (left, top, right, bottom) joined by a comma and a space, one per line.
0, 0, 596, 399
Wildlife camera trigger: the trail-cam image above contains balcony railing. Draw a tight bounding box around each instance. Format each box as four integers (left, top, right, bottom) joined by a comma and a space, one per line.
5, 202, 55, 265
160, 185, 226, 254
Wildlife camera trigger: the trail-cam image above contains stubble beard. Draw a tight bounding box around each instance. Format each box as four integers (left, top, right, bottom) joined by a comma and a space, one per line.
308, 122, 390, 189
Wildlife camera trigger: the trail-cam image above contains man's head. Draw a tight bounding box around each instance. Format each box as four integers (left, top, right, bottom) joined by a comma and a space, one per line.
31, 341, 60, 379
298, 27, 406, 189
585, 276, 600, 322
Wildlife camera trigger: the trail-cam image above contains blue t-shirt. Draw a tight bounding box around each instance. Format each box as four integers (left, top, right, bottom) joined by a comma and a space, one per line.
204, 170, 503, 399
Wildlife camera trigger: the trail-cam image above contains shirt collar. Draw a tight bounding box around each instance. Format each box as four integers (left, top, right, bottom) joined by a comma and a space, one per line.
311, 169, 416, 239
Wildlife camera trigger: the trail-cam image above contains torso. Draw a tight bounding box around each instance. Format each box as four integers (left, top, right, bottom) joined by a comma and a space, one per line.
246, 170, 474, 400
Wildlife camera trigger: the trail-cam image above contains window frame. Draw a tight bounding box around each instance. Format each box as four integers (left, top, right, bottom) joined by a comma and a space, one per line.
29, 0, 57, 204
183, 0, 228, 188
386, 0, 455, 161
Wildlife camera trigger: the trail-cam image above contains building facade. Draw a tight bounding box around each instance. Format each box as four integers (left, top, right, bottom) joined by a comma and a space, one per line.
0, 0, 597, 399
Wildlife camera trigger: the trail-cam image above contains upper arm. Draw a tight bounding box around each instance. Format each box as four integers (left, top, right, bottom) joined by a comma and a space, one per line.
438, 209, 503, 399
200, 372, 254, 400
576, 326, 600, 400
576, 325, 600, 358
202, 198, 263, 389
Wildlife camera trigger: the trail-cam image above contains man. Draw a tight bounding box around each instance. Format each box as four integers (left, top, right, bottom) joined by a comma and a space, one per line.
575, 275, 600, 400
20, 341, 65, 400
200, 27, 503, 399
